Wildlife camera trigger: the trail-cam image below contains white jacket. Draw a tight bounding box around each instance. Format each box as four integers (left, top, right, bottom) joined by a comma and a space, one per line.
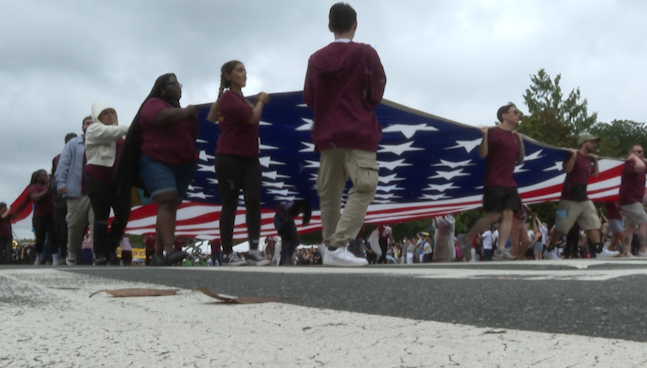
85, 102, 129, 167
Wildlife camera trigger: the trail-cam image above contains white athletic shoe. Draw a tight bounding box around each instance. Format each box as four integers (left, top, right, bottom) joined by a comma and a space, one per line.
246, 249, 271, 266
492, 248, 515, 261
637, 251, 647, 258
322, 245, 368, 267
51, 254, 62, 266
598, 248, 620, 258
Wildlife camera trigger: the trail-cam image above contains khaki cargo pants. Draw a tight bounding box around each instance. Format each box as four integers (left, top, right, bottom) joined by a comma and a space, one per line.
318, 149, 379, 248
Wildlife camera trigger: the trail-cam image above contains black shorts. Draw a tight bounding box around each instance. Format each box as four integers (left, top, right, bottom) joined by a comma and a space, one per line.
483, 186, 521, 213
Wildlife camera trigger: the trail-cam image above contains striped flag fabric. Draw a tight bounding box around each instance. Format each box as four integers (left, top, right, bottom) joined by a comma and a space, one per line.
122, 91, 623, 240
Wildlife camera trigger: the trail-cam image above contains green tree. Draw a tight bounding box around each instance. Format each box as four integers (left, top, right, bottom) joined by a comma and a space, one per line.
589, 119, 647, 158
517, 109, 577, 148
522, 69, 598, 136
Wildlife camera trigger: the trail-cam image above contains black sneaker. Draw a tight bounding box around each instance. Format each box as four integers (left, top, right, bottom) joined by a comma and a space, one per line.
109, 253, 121, 266
167, 249, 188, 264
152, 255, 170, 266
222, 252, 247, 266
94, 256, 108, 266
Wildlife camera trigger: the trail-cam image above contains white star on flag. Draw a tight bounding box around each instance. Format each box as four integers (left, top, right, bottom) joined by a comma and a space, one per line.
445, 138, 482, 153
262, 171, 290, 180
378, 141, 424, 155
198, 164, 215, 173
296, 118, 313, 131
259, 156, 286, 168
431, 159, 474, 169
382, 123, 438, 139
514, 164, 529, 173
524, 149, 544, 161
377, 159, 412, 171
428, 169, 470, 180
419, 194, 449, 200
543, 162, 564, 172
379, 174, 404, 184
423, 183, 460, 192
199, 151, 215, 161
299, 142, 316, 152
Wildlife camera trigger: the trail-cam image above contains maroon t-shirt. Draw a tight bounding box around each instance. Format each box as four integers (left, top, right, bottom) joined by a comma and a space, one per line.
561, 152, 592, 200
140, 97, 197, 165
174, 238, 184, 251
210, 240, 222, 254
0, 217, 11, 237
215, 91, 258, 158
86, 138, 124, 185
144, 235, 155, 251
28, 184, 53, 217
619, 160, 646, 206
606, 201, 622, 220
483, 127, 520, 188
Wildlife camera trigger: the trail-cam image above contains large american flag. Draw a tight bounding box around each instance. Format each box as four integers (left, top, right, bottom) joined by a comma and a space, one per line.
122, 91, 623, 239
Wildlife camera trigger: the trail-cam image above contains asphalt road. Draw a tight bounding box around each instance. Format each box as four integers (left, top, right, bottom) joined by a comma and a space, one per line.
59, 261, 647, 343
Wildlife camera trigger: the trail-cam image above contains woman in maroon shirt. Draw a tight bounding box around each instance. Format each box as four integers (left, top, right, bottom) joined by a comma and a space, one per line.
207, 60, 270, 266
132, 73, 199, 266
28, 169, 58, 264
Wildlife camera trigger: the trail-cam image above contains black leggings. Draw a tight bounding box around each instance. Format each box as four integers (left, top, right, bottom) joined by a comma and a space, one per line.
86, 174, 131, 257
33, 215, 57, 254
215, 154, 262, 254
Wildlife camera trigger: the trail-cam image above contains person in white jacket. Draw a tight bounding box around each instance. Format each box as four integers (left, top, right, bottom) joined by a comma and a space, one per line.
85, 102, 130, 266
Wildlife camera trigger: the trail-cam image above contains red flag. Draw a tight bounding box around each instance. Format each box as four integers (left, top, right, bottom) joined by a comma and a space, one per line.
10, 185, 32, 224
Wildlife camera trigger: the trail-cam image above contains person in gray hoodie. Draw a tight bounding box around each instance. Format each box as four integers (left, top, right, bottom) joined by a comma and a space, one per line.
55, 116, 95, 265
85, 102, 130, 265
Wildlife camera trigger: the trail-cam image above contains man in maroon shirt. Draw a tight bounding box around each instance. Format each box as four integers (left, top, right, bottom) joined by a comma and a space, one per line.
304, 3, 386, 267
458, 103, 524, 261
547, 134, 603, 257
619, 145, 647, 257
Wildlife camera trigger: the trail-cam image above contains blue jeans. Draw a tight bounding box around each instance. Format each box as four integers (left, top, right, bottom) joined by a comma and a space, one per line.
139, 154, 196, 199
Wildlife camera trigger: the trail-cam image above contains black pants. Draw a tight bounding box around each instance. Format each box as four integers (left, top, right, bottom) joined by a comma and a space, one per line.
378, 238, 388, 263
86, 174, 131, 257
0, 237, 12, 264
215, 154, 262, 254
53, 206, 68, 258
33, 215, 57, 254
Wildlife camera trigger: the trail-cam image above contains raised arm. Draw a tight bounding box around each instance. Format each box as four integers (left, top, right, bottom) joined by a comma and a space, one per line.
153, 105, 198, 127
478, 127, 489, 158
563, 149, 578, 174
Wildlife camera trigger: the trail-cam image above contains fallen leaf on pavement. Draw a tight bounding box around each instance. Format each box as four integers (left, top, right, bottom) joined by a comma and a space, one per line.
196, 286, 281, 304
89, 288, 180, 298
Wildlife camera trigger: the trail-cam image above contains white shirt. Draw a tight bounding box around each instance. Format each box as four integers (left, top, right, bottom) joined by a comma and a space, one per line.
492, 230, 499, 248
540, 226, 549, 245
121, 237, 132, 251
482, 230, 493, 250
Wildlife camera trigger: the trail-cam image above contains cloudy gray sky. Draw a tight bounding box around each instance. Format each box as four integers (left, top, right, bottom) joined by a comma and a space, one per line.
2, 0, 646, 238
